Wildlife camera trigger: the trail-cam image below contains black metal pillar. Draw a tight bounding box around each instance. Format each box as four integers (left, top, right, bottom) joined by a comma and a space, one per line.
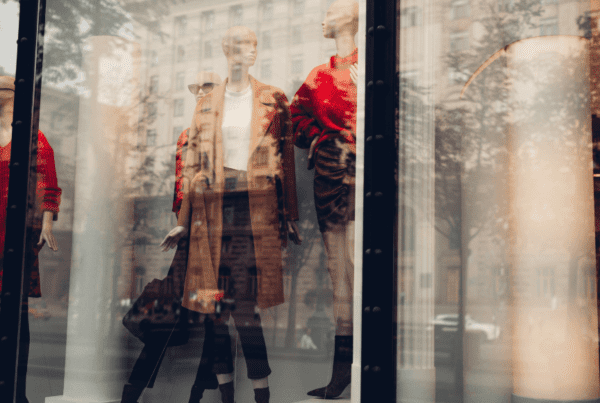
0, 0, 46, 401
361, 0, 398, 401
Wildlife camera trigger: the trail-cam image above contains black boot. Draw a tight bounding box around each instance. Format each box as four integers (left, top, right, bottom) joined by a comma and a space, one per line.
307, 335, 352, 399
218, 381, 235, 403
121, 383, 145, 403
254, 387, 270, 403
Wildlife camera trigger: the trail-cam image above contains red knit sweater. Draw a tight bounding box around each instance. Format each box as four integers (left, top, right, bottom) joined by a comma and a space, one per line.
290, 48, 358, 154
0, 130, 61, 296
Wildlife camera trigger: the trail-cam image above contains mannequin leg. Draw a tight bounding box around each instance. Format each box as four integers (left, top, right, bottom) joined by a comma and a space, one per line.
307, 222, 354, 399
189, 316, 219, 403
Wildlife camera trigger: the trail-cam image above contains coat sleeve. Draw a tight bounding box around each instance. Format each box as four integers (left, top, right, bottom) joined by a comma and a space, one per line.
177, 106, 203, 229
173, 128, 189, 215
36, 131, 61, 220
276, 92, 299, 222
290, 79, 322, 150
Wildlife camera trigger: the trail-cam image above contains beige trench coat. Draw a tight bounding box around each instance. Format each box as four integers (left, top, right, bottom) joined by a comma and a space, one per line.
178, 76, 299, 313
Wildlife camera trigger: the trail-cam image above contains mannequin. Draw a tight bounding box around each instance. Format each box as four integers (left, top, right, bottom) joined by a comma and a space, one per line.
290, 0, 358, 398
121, 72, 223, 403
161, 26, 300, 403
0, 75, 61, 403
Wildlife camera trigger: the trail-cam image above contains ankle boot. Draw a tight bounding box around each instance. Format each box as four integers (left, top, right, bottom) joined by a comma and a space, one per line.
307, 335, 352, 399
218, 381, 235, 403
121, 383, 145, 403
254, 387, 270, 403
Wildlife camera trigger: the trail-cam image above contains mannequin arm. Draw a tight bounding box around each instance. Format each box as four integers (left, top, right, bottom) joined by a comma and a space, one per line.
38, 210, 58, 251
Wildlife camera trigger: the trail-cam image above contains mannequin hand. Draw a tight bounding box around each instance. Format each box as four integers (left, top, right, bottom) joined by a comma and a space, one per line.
287, 220, 302, 245
350, 63, 358, 86
38, 211, 58, 251
38, 228, 58, 251
160, 226, 188, 251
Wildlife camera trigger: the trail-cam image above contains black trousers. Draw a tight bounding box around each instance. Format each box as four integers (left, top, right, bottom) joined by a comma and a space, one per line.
211, 188, 271, 380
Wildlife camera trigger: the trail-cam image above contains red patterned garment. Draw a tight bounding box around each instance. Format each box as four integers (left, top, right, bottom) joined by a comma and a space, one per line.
290, 48, 358, 154
0, 130, 61, 297
172, 128, 189, 215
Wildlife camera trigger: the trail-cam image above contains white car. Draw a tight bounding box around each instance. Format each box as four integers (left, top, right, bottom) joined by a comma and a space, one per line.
432, 314, 501, 341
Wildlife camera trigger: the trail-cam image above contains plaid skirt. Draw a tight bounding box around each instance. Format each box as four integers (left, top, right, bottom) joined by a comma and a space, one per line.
313, 138, 356, 233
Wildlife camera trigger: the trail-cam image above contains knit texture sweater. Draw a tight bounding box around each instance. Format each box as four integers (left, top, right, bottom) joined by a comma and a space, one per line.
290, 48, 358, 154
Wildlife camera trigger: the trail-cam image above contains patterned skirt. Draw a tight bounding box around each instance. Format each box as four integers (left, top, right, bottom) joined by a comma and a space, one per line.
313, 138, 356, 233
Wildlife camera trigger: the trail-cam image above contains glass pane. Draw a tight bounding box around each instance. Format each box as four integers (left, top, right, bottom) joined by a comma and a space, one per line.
397, 1, 597, 402
8, 1, 365, 403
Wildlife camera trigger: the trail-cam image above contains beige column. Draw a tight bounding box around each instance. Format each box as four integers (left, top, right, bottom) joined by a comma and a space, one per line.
505, 36, 599, 402
46, 36, 140, 403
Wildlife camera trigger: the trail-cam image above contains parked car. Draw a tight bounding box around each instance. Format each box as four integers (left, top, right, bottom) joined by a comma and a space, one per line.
431, 314, 501, 341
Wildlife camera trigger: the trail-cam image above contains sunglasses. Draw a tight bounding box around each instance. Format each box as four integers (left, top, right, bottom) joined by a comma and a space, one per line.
188, 82, 217, 94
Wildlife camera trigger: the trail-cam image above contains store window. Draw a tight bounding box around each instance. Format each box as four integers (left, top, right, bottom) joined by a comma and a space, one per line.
229, 5, 244, 27
262, 30, 272, 49
175, 72, 185, 91
149, 75, 159, 94
201, 10, 215, 33
173, 98, 184, 117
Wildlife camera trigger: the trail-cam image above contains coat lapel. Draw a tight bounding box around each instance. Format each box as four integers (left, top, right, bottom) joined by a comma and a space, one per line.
249, 76, 277, 164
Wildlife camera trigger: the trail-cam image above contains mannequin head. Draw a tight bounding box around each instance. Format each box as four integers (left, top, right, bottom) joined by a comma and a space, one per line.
221, 26, 257, 68
322, 0, 359, 39
188, 71, 222, 102
0, 76, 15, 109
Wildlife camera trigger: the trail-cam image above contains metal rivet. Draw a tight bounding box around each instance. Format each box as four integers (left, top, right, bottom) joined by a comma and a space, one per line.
373, 366, 381, 372
375, 192, 383, 197
376, 25, 386, 33
366, 136, 373, 142
375, 134, 384, 140
4, 292, 10, 297
1, 336, 7, 342
14, 121, 22, 126
10, 205, 16, 209
0, 380, 4, 386
18, 79, 25, 85
368, 27, 374, 36
376, 80, 384, 87
375, 249, 382, 255
366, 81, 374, 90
366, 192, 371, 198
363, 365, 370, 372
364, 306, 371, 313
365, 249, 371, 255
373, 306, 381, 313
8, 249, 13, 253
19, 37, 28, 43
12, 162, 19, 167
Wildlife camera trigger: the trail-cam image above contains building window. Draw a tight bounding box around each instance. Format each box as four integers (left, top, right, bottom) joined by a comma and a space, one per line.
293, 0, 305, 16
174, 99, 184, 117
223, 205, 235, 224
450, 0, 469, 20
225, 177, 238, 191
149, 50, 158, 67
175, 16, 187, 37
149, 75, 159, 94
173, 126, 184, 143
449, 31, 469, 52
147, 102, 157, 119
262, 31, 272, 49
540, 18, 559, 36
204, 42, 212, 58
177, 46, 185, 63
260, 0, 274, 21
261, 59, 272, 80
291, 55, 303, 75
146, 129, 157, 146
498, 0, 515, 12
541, 0, 558, 3
202, 11, 215, 33
175, 72, 185, 91
291, 26, 302, 45
229, 5, 243, 27
254, 146, 269, 167
400, 6, 422, 28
